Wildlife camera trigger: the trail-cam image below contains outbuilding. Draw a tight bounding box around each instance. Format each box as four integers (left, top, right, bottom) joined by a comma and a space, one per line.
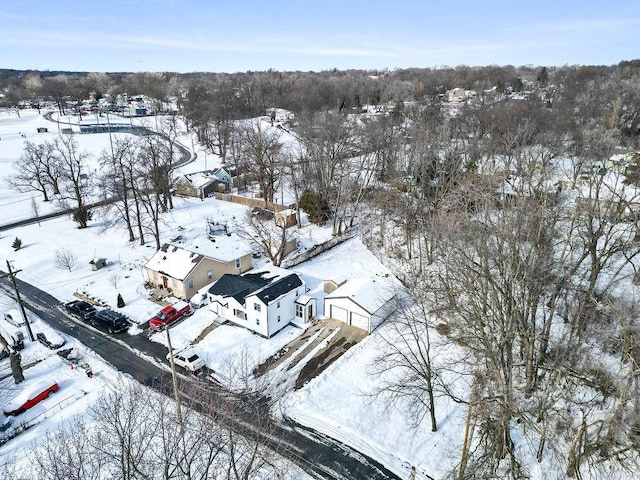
324, 277, 396, 333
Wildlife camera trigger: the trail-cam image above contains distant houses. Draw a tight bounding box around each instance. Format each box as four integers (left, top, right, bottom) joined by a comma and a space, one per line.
174, 168, 235, 199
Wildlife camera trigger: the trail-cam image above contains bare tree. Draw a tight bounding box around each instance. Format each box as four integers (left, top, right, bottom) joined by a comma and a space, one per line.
31, 196, 41, 226
239, 120, 284, 204
371, 282, 444, 433
8, 140, 60, 201
55, 248, 77, 272
53, 135, 92, 228
98, 136, 141, 242
296, 112, 357, 235
238, 209, 296, 267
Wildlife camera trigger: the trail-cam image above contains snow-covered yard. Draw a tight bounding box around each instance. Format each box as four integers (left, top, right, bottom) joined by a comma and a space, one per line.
0, 110, 462, 480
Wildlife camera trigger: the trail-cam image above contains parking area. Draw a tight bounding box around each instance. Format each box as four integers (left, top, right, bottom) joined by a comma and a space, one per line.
254, 318, 367, 389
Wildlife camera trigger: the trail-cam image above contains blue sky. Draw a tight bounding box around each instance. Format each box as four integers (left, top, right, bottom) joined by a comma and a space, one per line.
2, 0, 639, 73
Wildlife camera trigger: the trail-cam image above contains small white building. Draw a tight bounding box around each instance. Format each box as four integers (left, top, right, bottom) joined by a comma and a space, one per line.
324, 277, 396, 333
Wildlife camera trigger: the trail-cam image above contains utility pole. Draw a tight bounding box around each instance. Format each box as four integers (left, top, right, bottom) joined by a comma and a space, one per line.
165, 326, 184, 435
3, 260, 35, 342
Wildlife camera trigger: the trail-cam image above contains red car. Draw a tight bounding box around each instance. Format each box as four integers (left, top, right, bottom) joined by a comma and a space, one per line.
149, 301, 191, 331
3, 379, 59, 416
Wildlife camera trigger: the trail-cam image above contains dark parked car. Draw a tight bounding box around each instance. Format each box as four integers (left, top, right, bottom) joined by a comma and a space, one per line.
92, 309, 129, 334
65, 300, 97, 321
36, 331, 66, 350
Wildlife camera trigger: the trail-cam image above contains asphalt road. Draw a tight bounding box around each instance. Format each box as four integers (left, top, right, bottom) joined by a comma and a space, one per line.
0, 112, 194, 233
0, 273, 402, 480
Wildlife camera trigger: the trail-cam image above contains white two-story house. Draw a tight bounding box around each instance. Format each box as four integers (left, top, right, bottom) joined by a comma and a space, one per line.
207, 268, 314, 338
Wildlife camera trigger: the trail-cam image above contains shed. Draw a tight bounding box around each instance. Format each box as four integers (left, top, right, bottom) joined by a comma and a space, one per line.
89, 258, 108, 271
276, 209, 297, 228
324, 277, 396, 333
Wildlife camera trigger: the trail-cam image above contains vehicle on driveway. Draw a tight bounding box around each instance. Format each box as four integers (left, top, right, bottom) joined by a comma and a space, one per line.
65, 300, 97, 321
149, 301, 191, 331
4, 309, 33, 328
3, 379, 59, 416
36, 331, 66, 349
92, 309, 130, 334
167, 350, 205, 373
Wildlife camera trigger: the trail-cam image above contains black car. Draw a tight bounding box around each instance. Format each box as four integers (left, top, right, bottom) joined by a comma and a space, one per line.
92, 309, 130, 334
65, 300, 97, 321
36, 331, 66, 349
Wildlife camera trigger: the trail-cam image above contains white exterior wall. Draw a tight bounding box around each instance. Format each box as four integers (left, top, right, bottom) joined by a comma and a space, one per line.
244, 297, 269, 337
324, 297, 372, 332
247, 288, 298, 338
208, 279, 306, 338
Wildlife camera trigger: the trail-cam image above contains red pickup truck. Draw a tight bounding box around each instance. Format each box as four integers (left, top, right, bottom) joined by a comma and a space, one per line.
149, 301, 192, 331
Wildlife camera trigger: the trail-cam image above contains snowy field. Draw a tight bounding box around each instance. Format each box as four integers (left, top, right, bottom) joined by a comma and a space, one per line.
0, 110, 455, 479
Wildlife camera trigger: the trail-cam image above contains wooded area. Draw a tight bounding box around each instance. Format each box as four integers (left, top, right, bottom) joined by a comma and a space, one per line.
2, 60, 640, 478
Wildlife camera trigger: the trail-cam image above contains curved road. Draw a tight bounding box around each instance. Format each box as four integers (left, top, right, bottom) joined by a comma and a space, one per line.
0, 273, 401, 480
0, 112, 194, 232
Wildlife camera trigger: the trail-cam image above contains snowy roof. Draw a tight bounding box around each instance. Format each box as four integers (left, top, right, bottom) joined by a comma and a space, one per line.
209, 268, 302, 305
145, 244, 203, 280
179, 233, 253, 262
183, 169, 231, 188
183, 173, 218, 189
145, 234, 252, 279
295, 294, 313, 305
325, 277, 395, 315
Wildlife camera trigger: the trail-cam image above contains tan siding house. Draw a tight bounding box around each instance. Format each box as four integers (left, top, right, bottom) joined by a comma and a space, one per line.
144, 234, 253, 301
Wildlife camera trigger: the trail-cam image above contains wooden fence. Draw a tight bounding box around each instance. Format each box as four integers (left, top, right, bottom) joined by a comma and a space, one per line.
214, 192, 294, 212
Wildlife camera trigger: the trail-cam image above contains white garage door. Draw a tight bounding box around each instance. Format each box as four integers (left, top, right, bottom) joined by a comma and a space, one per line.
330, 305, 349, 323
350, 312, 370, 331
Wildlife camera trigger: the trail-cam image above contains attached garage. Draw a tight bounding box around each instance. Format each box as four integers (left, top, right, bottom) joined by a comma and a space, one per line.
324, 277, 396, 334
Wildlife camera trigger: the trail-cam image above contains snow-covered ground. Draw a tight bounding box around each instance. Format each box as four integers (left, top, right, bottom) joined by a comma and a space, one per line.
0, 110, 453, 479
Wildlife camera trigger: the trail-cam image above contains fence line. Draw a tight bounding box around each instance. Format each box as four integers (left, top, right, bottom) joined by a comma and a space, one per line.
214, 192, 294, 212
281, 233, 355, 268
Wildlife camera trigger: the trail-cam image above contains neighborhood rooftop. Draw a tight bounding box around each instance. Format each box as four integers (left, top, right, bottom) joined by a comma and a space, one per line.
326, 277, 395, 315
209, 269, 303, 305
176, 232, 253, 263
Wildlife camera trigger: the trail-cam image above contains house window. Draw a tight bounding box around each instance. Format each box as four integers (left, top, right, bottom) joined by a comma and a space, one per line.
277, 315, 281, 323
277, 301, 280, 309
254, 303, 261, 312
172, 278, 178, 288
187, 278, 195, 290
234, 309, 246, 320
207, 270, 213, 280
235, 258, 241, 268
256, 318, 260, 325
295, 304, 303, 318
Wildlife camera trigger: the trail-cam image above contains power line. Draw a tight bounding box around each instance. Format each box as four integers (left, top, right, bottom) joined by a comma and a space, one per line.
1, 261, 36, 342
